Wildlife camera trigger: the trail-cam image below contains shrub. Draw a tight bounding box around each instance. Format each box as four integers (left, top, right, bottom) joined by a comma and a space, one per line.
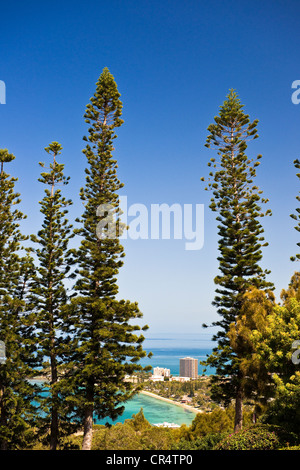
195, 432, 228, 450
94, 422, 143, 450
189, 406, 253, 439
140, 427, 175, 450
190, 407, 234, 437
174, 432, 227, 450
215, 424, 287, 450
261, 377, 300, 438
281, 445, 300, 450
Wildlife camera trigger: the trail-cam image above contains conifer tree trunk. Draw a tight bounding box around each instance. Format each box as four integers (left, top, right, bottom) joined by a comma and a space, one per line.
82, 384, 94, 450
234, 379, 243, 432
82, 410, 93, 451
50, 336, 58, 450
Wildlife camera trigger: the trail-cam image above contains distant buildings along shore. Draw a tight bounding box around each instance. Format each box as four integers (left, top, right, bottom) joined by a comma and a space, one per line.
150, 356, 198, 382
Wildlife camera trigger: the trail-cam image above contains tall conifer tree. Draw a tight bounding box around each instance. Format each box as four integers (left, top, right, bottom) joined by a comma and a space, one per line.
68, 68, 150, 450
30, 142, 76, 450
0, 150, 38, 449
201, 90, 272, 431
290, 158, 300, 261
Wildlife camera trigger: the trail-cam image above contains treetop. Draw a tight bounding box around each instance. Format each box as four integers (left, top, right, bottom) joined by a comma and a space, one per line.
0, 148, 15, 163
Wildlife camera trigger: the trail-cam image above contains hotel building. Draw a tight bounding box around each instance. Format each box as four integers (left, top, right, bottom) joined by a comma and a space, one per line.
179, 357, 198, 379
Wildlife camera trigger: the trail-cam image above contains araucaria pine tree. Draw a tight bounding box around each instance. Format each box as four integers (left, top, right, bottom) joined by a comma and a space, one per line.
68, 68, 150, 450
290, 158, 300, 261
30, 142, 76, 450
201, 90, 272, 431
0, 149, 38, 449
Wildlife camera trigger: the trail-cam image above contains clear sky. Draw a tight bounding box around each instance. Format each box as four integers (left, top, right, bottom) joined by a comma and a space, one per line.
1, 0, 300, 342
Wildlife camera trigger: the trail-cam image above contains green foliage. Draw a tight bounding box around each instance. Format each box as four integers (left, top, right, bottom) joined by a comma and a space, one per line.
290, 159, 300, 261
190, 406, 235, 437
30, 142, 77, 449
261, 372, 300, 437
227, 287, 276, 407
86, 409, 175, 450
0, 149, 15, 175
140, 427, 174, 450
251, 292, 300, 383
66, 68, 151, 449
216, 424, 296, 450
281, 271, 300, 303
2, 75, 300, 451
174, 433, 227, 450
69, 407, 265, 451
201, 90, 272, 427
282, 445, 300, 450
237, 274, 300, 441
0, 152, 39, 449
99, 422, 144, 450
128, 408, 152, 432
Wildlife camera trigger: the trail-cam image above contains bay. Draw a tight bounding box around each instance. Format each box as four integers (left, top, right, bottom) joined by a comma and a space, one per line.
94, 337, 215, 427
94, 391, 197, 427
33, 334, 216, 428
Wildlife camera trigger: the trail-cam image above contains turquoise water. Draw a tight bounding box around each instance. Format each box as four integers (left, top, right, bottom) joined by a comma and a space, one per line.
94, 392, 197, 427
94, 338, 215, 427
33, 335, 215, 428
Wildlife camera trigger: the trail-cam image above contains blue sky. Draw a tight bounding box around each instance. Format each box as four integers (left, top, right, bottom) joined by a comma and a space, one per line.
1, 0, 300, 342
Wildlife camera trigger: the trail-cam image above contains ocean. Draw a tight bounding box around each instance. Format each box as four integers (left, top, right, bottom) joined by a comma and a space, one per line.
95, 392, 197, 427
32, 333, 215, 428
139, 332, 215, 375
139, 347, 214, 376
94, 333, 215, 427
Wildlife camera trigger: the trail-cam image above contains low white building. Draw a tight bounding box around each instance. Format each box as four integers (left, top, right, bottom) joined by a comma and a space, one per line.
149, 375, 164, 382
124, 375, 139, 383
170, 376, 190, 382
153, 367, 170, 377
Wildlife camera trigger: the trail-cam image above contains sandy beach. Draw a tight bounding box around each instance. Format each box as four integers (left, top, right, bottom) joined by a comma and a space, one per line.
140, 390, 202, 415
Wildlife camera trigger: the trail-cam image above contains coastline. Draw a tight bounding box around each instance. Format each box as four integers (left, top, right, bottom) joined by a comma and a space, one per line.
139, 390, 202, 415
30, 377, 202, 416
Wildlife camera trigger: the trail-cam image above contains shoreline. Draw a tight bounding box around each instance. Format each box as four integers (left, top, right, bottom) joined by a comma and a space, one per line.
139, 390, 202, 415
